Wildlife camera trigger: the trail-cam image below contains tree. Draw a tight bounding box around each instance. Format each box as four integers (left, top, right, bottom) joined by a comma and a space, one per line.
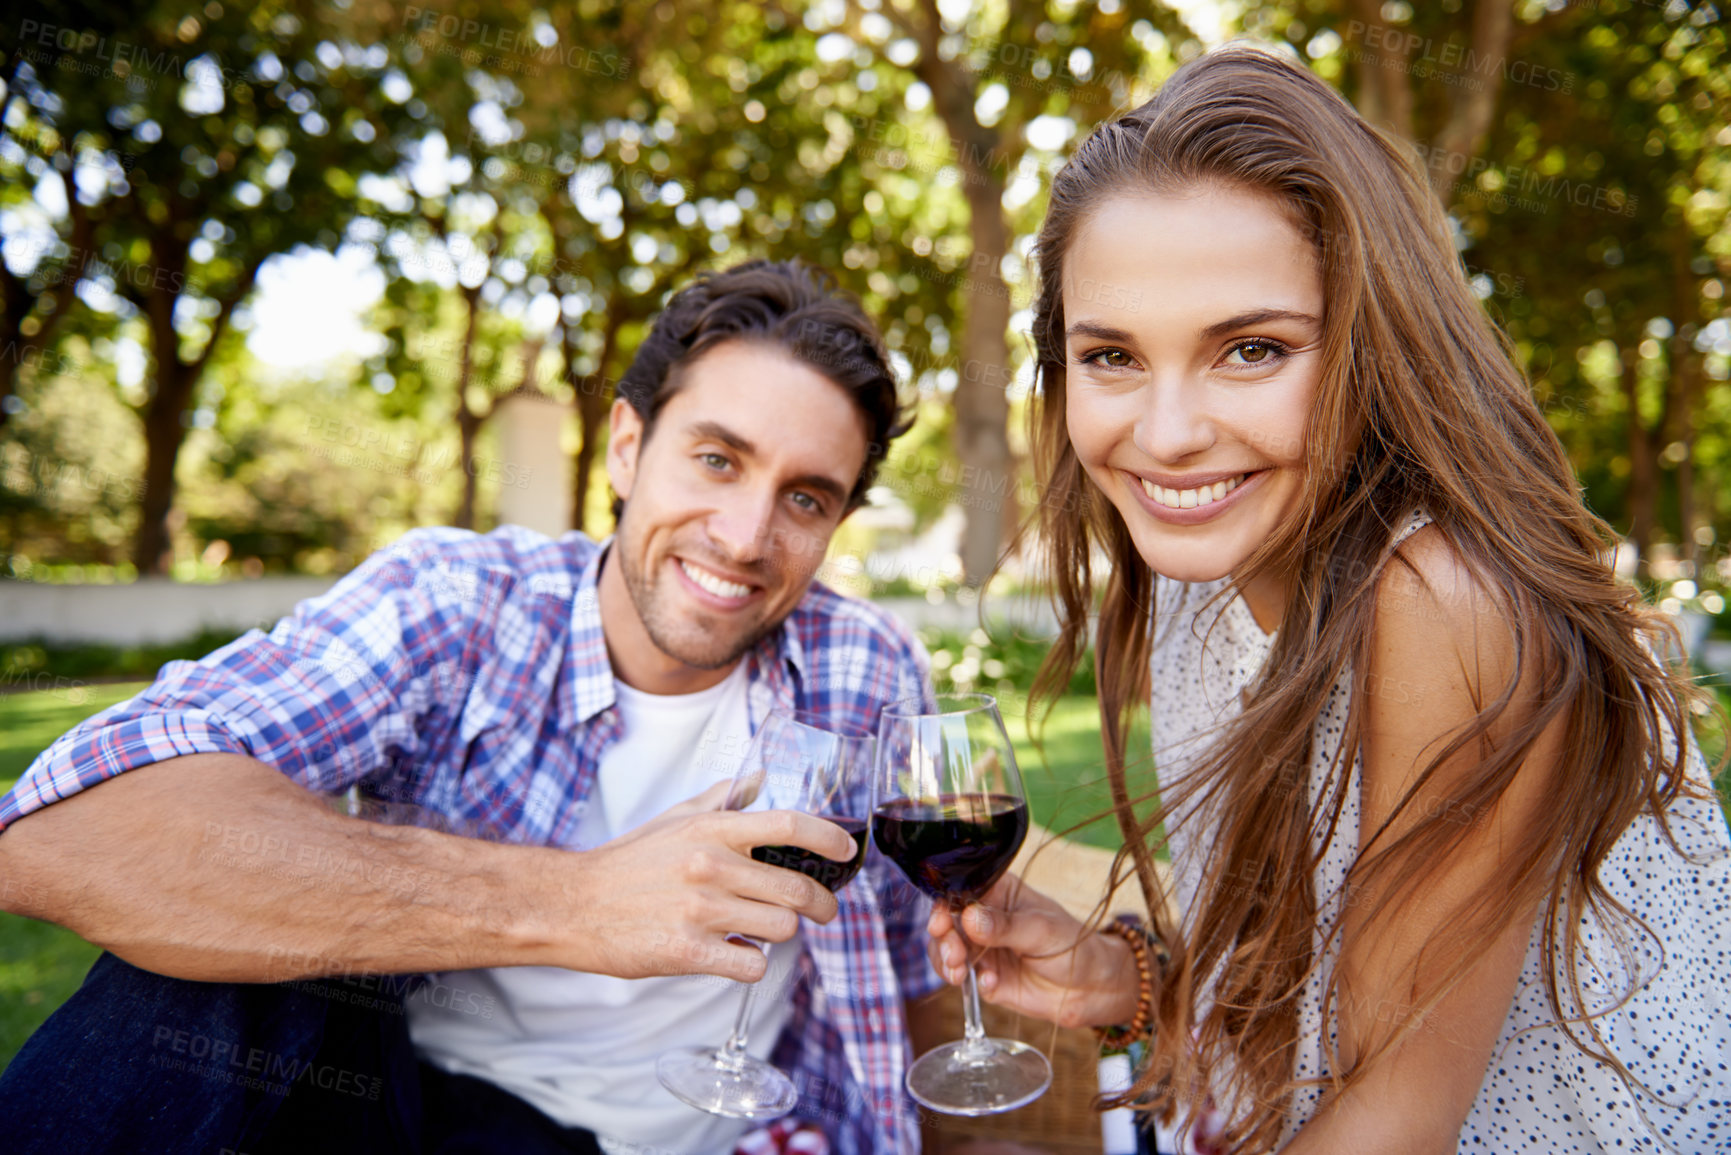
1, 0, 413, 572
402, 0, 974, 538
1444, 0, 1729, 573
1248, 0, 1729, 575
834, 0, 1195, 584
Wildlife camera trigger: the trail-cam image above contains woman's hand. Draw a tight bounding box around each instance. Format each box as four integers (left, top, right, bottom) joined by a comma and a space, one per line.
926, 873, 1144, 1030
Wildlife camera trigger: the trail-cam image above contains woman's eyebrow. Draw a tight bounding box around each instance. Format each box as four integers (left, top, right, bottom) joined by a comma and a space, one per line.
1198, 308, 1321, 342
1065, 320, 1137, 343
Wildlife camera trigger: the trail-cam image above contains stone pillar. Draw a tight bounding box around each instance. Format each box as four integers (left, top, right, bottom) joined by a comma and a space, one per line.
494, 393, 571, 537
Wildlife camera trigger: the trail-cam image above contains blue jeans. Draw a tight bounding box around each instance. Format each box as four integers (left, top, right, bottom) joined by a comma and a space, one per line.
0, 951, 602, 1155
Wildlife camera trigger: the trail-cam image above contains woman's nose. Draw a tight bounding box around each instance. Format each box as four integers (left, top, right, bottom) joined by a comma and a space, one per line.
1133, 375, 1216, 463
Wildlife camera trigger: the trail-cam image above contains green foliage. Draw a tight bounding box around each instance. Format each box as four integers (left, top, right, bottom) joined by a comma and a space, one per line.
0, 630, 244, 683
1, 0, 1727, 585
918, 623, 1097, 702
0, 348, 142, 564
1246, 0, 1729, 583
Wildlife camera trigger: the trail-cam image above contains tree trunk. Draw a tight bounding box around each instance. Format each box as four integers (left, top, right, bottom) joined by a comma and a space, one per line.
122, 216, 254, 575
1620, 344, 1658, 571
1676, 365, 1698, 576
1349, 0, 1415, 142
0, 269, 31, 435
452, 281, 486, 530
569, 300, 622, 535
954, 170, 1014, 586
1669, 232, 1704, 577
1425, 0, 1515, 206
132, 358, 196, 574
1667, 342, 1703, 577
131, 228, 196, 576
0, 187, 92, 432
904, 0, 1017, 587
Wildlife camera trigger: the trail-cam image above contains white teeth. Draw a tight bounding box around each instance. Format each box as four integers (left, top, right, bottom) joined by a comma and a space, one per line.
680, 560, 752, 599
1139, 474, 1246, 510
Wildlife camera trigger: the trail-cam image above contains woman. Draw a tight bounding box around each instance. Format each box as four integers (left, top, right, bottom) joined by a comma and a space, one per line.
926, 45, 1730, 1153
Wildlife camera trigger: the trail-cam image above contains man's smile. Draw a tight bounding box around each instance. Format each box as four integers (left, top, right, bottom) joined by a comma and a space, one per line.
672, 556, 763, 608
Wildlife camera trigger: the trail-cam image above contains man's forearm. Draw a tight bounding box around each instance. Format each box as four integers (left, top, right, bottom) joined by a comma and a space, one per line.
0, 752, 565, 982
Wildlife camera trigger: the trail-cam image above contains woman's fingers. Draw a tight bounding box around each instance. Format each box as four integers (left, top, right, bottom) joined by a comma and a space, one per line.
976, 953, 999, 993
926, 928, 971, 982
960, 890, 1080, 958
926, 901, 956, 938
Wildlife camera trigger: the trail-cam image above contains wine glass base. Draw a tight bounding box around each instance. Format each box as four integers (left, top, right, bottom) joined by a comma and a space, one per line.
905, 1038, 1053, 1116
655, 1046, 798, 1120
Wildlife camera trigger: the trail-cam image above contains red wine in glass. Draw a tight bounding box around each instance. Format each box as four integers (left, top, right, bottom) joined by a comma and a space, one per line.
870, 795, 1027, 905
872, 693, 1051, 1116
751, 815, 869, 892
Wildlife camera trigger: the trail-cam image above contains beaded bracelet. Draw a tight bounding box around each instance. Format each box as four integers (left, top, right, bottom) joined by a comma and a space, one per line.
1093, 915, 1168, 1050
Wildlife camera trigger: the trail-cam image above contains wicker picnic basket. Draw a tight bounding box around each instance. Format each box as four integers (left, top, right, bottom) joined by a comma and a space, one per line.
920, 991, 1114, 1154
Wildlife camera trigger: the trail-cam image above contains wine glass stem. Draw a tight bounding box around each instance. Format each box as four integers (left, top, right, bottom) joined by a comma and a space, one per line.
959, 961, 995, 1061
717, 980, 760, 1073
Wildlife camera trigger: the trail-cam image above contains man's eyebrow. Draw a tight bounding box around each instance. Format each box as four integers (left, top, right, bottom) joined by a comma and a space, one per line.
687, 419, 851, 503
689, 419, 755, 455
788, 472, 850, 503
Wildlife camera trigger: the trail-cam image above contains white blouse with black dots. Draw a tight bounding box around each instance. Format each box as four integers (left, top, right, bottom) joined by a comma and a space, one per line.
1148, 509, 1731, 1153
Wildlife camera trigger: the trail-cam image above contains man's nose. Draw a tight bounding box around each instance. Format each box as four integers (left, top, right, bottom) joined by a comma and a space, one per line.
707, 484, 779, 563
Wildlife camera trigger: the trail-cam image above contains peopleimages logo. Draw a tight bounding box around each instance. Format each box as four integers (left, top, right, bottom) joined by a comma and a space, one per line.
400, 7, 630, 79
148, 1026, 384, 1100
1345, 20, 1575, 94
17, 20, 199, 80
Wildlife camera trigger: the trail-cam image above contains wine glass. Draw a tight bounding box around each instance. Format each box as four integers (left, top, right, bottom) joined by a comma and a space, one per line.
872, 692, 1051, 1116
656, 710, 875, 1119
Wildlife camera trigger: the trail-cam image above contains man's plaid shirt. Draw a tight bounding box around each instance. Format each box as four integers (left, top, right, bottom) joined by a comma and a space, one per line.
1, 525, 943, 1154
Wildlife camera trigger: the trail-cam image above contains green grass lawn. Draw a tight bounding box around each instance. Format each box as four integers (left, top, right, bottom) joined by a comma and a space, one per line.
1004, 697, 1151, 851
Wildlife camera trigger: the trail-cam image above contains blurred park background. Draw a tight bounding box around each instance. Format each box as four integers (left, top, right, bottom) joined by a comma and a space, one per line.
1, 0, 1729, 1077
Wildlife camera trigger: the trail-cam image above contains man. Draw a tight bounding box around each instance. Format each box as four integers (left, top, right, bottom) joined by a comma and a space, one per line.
0, 260, 941, 1155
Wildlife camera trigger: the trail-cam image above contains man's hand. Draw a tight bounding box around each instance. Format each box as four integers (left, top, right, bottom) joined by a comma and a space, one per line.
926, 873, 1142, 1030
564, 786, 858, 982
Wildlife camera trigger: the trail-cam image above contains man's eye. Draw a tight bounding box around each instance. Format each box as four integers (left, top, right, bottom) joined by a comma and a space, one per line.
699, 453, 730, 470
790, 492, 820, 513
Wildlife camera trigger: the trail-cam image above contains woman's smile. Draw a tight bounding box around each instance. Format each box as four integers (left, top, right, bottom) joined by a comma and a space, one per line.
1120, 466, 1270, 524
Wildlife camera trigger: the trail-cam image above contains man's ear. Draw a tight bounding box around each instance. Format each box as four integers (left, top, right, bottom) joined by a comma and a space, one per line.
606, 398, 645, 505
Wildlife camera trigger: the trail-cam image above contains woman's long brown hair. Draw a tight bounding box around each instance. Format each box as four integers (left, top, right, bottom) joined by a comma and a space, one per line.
1025, 45, 1718, 1151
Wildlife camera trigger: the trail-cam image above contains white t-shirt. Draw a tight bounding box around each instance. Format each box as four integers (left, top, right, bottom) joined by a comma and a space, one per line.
408, 662, 804, 1155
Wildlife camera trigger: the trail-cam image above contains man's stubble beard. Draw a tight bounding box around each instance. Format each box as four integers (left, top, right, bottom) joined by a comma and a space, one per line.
613, 529, 781, 672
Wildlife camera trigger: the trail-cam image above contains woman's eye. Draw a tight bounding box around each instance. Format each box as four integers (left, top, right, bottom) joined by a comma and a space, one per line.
1081, 348, 1135, 369
1225, 340, 1286, 367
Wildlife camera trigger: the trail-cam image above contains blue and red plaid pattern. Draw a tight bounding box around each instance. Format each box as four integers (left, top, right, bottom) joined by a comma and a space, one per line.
1, 525, 942, 1155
